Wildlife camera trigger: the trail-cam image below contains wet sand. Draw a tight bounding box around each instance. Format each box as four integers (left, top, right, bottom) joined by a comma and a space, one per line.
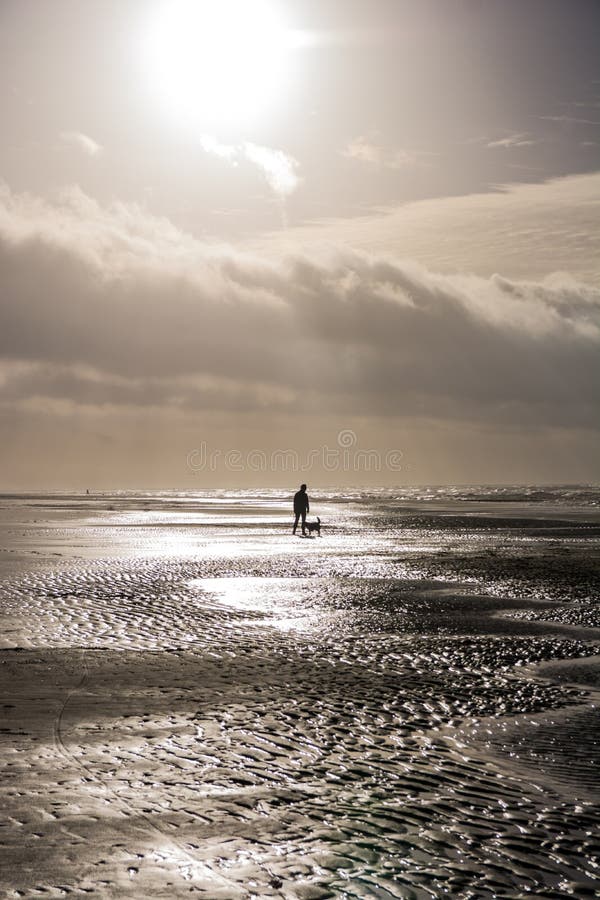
1, 491, 599, 898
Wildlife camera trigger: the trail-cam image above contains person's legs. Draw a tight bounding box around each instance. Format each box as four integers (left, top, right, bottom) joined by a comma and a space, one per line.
293, 512, 300, 534
301, 511, 307, 535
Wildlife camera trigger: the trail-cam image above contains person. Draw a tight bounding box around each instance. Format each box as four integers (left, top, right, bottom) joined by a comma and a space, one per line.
293, 483, 309, 535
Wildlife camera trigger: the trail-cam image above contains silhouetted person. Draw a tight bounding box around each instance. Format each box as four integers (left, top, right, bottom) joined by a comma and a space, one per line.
293, 483, 309, 535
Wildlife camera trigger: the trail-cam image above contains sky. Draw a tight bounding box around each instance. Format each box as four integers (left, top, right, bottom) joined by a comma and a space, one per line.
1, 0, 599, 488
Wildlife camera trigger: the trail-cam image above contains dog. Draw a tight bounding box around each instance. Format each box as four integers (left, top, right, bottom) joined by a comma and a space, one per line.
305, 516, 321, 536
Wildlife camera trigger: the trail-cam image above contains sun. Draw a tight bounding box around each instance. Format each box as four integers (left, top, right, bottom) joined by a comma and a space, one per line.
143, 0, 293, 131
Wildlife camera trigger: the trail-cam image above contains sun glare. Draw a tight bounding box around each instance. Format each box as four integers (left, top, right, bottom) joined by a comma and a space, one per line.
144, 0, 293, 130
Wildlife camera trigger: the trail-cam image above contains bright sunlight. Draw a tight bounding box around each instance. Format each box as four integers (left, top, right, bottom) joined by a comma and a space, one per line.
143, 0, 294, 130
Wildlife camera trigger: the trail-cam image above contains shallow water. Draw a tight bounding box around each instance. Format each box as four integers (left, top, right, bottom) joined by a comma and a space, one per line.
1, 488, 599, 897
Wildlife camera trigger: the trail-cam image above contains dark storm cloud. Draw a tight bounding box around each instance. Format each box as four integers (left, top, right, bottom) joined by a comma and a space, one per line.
1, 185, 599, 428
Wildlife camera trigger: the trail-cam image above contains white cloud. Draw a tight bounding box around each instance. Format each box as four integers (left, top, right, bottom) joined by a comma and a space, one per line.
199, 133, 299, 196
199, 133, 238, 162
540, 115, 600, 126
252, 171, 600, 286
343, 136, 423, 169
487, 133, 536, 149
0, 182, 598, 434
60, 131, 103, 157
243, 142, 300, 196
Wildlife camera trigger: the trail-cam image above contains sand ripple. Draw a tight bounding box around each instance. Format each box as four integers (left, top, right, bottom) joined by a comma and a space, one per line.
1, 552, 599, 897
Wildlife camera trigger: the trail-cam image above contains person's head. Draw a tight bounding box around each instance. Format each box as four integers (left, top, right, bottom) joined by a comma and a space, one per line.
300, 483, 307, 491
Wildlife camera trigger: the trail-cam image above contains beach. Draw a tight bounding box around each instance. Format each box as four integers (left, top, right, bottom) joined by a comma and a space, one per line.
1, 487, 599, 898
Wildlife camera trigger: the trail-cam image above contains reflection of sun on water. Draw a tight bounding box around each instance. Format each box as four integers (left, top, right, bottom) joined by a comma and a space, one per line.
143, 0, 295, 129
192, 577, 316, 633
149, 847, 224, 884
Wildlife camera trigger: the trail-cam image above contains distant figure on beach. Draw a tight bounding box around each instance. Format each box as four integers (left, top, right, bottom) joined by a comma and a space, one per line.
293, 484, 310, 535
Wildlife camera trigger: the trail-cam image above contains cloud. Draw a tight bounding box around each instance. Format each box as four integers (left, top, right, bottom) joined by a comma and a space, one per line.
60, 131, 103, 157
487, 133, 536, 149
253, 171, 600, 286
343, 136, 424, 169
0, 182, 599, 434
540, 115, 600, 126
198, 133, 238, 162
243, 142, 300, 196
199, 134, 299, 196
